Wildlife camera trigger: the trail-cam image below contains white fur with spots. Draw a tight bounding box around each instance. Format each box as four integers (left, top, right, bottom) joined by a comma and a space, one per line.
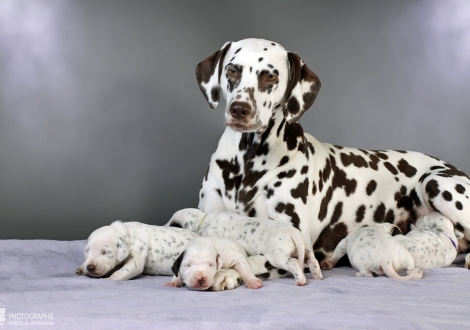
321, 223, 423, 280
75, 221, 198, 280
195, 38, 470, 278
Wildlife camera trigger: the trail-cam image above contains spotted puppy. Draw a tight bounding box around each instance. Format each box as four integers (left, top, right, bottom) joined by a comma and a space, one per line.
195, 38, 470, 276
167, 208, 321, 285
165, 237, 263, 290
320, 223, 423, 280
75, 220, 198, 280
394, 212, 463, 269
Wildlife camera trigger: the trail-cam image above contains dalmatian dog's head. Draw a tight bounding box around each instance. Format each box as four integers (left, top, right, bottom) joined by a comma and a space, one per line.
75, 221, 130, 278
171, 238, 223, 290
196, 38, 321, 133
412, 212, 464, 239
165, 208, 206, 232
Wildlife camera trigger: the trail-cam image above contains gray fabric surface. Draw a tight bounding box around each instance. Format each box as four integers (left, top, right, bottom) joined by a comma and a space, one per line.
1, 239, 469, 329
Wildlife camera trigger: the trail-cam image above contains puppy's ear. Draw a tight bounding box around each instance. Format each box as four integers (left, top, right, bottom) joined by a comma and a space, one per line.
168, 221, 183, 228
455, 230, 464, 240
172, 251, 186, 277
116, 241, 130, 262
216, 254, 223, 271
196, 42, 232, 109
282, 52, 321, 122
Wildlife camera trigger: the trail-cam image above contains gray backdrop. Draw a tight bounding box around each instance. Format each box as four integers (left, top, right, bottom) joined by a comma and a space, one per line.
1, 0, 469, 239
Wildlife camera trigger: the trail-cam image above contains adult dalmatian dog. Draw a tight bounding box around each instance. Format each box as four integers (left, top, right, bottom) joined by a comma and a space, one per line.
196, 38, 470, 275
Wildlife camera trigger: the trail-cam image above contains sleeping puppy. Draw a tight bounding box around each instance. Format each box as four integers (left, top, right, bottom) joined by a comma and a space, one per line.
75, 221, 198, 280
320, 223, 423, 281
165, 237, 263, 290
166, 208, 318, 285
394, 212, 463, 269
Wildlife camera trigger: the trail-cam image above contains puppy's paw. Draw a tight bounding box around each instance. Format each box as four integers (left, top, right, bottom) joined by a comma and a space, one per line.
245, 277, 262, 289
295, 274, 307, 286
319, 259, 335, 270
75, 267, 85, 276
164, 281, 182, 288
210, 269, 242, 291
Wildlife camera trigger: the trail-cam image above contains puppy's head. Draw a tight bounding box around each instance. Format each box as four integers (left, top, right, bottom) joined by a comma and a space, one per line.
171, 238, 222, 291
76, 221, 130, 278
414, 212, 464, 239
165, 208, 206, 233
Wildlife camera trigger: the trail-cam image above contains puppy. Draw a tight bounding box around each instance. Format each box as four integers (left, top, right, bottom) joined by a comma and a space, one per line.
166, 208, 319, 285
75, 221, 198, 280
394, 212, 463, 269
164, 237, 263, 290
320, 223, 423, 280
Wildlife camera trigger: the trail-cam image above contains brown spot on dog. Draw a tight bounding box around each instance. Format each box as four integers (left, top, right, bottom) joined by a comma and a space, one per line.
278, 156, 289, 167
442, 191, 453, 201
373, 203, 386, 222
385, 209, 395, 223
301, 165, 309, 175
275, 202, 301, 228
283, 121, 304, 151
419, 172, 431, 183
441, 163, 470, 180
456, 201, 463, 210
318, 187, 334, 221
330, 202, 343, 225
366, 180, 377, 196
374, 151, 389, 160
291, 178, 309, 204
278, 169, 296, 179
456, 184, 466, 194
340, 152, 368, 168
397, 159, 417, 178
355, 205, 366, 222
425, 179, 440, 199
313, 222, 349, 252
384, 162, 398, 175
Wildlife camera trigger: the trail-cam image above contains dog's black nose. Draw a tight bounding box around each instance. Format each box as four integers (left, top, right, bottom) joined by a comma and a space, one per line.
229, 102, 252, 120
87, 264, 96, 272
197, 277, 206, 286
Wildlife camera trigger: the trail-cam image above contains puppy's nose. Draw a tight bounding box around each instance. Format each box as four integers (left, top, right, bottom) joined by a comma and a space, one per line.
197, 277, 206, 286
87, 264, 96, 273
229, 102, 252, 120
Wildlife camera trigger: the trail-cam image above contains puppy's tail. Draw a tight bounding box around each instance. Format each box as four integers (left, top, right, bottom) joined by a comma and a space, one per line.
291, 230, 305, 266
381, 263, 421, 281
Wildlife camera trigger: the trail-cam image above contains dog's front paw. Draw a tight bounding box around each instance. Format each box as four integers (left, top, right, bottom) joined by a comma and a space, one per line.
210, 269, 242, 291
244, 277, 262, 289
319, 259, 335, 270
164, 281, 182, 288
75, 267, 85, 276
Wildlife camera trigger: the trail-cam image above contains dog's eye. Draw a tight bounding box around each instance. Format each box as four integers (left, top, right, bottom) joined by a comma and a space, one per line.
101, 250, 106, 255
209, 263, 213, 267
267, 74, 278, 81
227, 67, 239, 78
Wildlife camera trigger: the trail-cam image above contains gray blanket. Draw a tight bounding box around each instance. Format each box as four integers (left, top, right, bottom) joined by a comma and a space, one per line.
1, 240, 469, 329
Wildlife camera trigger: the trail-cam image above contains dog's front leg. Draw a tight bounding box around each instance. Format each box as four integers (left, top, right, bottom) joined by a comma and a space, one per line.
108, 255, 145, 280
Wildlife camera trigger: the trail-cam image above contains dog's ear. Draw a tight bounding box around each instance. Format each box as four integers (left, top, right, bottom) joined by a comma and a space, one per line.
455, 229, 464, 240
196, 42, 232, 109
116, 240, 130, 262
216, 254, 223, 271
110, 221, 130, 262
172, 251, 186, 277
282, 52, 321, 122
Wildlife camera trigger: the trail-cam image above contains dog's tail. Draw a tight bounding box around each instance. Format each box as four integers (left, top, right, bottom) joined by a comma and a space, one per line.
291, 230, 305, 267
381, 263, 421, 281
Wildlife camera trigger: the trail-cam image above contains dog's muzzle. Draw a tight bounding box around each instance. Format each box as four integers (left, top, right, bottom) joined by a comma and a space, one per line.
227, 101, 260, 132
